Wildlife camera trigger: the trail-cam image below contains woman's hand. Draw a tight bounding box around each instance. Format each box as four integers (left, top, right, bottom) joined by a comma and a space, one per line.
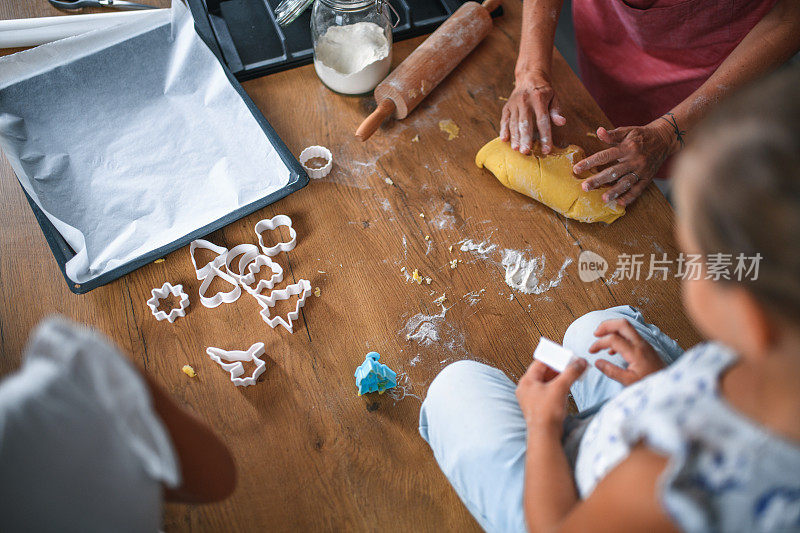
500, 71, 566, 155
516, 358, 587, 434
572, 120, 676, 207
589, 319, 666, 386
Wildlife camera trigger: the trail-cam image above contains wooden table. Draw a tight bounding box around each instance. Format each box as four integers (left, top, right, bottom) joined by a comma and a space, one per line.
0, 1, 700, 531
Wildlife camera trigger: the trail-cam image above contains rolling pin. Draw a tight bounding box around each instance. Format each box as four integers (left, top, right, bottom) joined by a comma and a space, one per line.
355, 0, 502, 141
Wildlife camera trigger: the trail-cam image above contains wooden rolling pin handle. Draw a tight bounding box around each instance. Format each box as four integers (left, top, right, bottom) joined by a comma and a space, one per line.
355, 99, 396, 142
482, 0, 502, 12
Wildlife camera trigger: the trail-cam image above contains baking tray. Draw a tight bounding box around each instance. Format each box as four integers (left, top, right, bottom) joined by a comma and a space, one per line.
21, 25, 309, 295
187, 0, 503, 81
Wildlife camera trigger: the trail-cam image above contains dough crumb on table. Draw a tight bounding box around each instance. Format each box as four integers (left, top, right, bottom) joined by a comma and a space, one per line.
439, 119, 460, 140
182, 365, 197, 378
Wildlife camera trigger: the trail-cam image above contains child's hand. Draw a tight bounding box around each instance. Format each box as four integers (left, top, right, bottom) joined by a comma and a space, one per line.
589, 319, 666, 386
515, 359, 588, 434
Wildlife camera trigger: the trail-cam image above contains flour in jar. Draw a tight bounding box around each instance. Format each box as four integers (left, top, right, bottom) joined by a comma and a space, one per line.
313, 22, 391, 95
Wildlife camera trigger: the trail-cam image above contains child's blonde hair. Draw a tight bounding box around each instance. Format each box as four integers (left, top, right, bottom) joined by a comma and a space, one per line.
675, 67, 800, 317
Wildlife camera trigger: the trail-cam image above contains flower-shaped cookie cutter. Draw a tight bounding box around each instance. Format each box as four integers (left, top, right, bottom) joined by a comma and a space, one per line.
198, 266, 242, 308
254, 215, 296, 257
206, 342, 266, 387
240, 255, 284, 296
223, 243, 260, 284
190, 239, 228, 280
146, 282, 189, 323
256, 279, 312, 333
299, 145, 333, 179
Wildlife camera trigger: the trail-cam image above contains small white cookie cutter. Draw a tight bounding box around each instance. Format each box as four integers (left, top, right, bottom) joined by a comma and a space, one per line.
223, 243, 260, 284
240, 255, 284, 295
206, 342, 266, 387
190, 239, 228, 280
256, 279, 312, 333
198, 266, 242, 308
254, 215, 297, 257
146, 282, 189, 323
299, 145, 333, 179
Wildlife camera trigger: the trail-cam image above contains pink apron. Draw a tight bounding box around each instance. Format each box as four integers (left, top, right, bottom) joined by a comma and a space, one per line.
573, 0, 777, 164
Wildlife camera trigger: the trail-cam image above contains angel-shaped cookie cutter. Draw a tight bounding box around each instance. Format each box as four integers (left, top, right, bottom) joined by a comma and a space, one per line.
146, 282, 189, 323
206, 342, 266, 387
198, 266, 242, 308
190, 239, 228, 280
255, 279, 312, 333
223, 243, 261, 284
240, 255, 284, 296
254, 215, 297, 257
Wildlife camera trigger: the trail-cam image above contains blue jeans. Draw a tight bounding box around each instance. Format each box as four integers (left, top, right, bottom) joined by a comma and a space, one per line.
418, 306, 684, 532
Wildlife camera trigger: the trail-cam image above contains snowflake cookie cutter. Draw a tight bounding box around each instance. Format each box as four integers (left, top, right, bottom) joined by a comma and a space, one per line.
206, 342, 266, 387
198, 266, 242, 308
146, 282, 189, 323
255, 278, 311, 333
223, 243, 260, 284
254, 215, 297, 257
299, 145, 333, 179
190, 239, 228, 280
240, 255, 284, 296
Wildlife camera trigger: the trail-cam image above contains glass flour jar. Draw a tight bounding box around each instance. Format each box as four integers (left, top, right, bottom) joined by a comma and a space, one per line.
309, 0, 394, 95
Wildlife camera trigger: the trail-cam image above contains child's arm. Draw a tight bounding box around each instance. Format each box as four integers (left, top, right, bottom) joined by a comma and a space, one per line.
556, 445, 677, 532
515, 359, 587, 529
142, 373, 237, 503
516, 360, 677, 532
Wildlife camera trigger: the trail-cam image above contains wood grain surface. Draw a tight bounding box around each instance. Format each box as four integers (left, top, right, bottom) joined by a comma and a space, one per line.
0, 1, 701, 531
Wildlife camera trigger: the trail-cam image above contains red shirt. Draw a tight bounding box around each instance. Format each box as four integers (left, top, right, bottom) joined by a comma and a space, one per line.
573, 0, 777, 131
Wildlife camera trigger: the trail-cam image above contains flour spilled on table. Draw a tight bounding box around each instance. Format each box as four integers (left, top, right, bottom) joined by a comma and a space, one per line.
463, 289, 485, 306
402, 304, 448, 346
432, 203, 456, 230
459, 238, 497, 257
501, 250, 573, 295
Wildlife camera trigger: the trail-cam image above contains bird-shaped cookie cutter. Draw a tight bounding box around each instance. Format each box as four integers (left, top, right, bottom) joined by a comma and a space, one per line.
146, 282, 189, 323
255, 279, 311, 333
206, 342, 266, 387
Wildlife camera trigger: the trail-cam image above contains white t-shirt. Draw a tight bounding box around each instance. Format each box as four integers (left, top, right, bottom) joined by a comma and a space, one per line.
0, 317, 180, 532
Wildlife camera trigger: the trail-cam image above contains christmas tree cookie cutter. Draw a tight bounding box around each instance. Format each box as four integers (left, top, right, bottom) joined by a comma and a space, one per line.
254, 215, 297, 257
354, 352, 397, 395
190, 239, 228, 280
240, 255, 284, 296
206, 342, 266, 387
146, 282, 189, 323
256, 278, 311, 333
223, 243, 260, 284
198, 266, 242, 308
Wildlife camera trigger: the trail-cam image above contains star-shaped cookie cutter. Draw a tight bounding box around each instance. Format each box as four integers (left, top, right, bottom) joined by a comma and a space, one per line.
254, 215, 297, 257
146, 282, 190, 323
190, 239, 228, 280
206, 342, 266, 387
240, 255, 284, 296
255, 279, 311, 333
198, 266, 242, 308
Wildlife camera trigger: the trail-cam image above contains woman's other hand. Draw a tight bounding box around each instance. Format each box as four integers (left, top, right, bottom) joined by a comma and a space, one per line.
573, 120, 676, 207
500, 71, 566, 155
516, 359, 587, 434
589, 319, 666, 386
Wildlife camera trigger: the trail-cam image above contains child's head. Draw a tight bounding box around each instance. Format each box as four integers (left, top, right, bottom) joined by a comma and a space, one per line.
673, 67, 800, 357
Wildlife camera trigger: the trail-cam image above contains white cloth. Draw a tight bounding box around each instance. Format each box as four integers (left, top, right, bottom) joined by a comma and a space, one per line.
0, 317, 179, 532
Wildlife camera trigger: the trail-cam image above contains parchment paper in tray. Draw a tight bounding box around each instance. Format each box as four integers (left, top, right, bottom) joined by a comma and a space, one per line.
0, 2, 292, 286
